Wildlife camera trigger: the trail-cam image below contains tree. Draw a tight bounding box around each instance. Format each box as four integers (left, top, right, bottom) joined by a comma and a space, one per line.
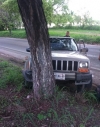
43, 0, 53, 25
17, 0, 55, 100
1, 0, 69, 29
1, 0, 21, 34
52, 0, 72, 27
0, 0, 6, 4
74, 15, 81, 26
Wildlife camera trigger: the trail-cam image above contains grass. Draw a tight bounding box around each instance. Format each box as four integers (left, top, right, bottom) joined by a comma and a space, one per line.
0, 29, 26, 38
0, 59, 100, 127
49, 28, 100, 43
0, 28, 100, 43
83, 90, 98, 103
0, 59, 24, 91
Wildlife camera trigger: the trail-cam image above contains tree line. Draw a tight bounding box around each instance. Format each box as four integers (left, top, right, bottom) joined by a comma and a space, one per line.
0, 0, 100, 33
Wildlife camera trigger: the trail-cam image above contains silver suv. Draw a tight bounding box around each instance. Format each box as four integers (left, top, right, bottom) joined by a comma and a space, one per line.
23, 37, 92, 92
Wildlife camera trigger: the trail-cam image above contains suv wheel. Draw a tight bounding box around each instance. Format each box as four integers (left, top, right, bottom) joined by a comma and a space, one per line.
24, 80, 33, 89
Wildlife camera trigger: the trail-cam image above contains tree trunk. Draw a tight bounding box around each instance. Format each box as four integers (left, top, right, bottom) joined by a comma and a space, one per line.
17, 0, 55, 100
9, 29, 12, 37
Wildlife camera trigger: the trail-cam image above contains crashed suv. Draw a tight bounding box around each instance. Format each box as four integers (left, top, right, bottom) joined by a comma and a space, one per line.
23, 37, 92, 92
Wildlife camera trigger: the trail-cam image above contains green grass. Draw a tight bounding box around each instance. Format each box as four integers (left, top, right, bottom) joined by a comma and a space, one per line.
0, 59, 24, 91
0, 29, 26, 38
0, 28, 100, 43
11, 29, 26, 38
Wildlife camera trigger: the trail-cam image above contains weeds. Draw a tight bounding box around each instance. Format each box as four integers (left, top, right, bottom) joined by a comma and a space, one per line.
83, 90, 98, 103
0, 59, 24, 91
0, 96, 10, 109
83, 108, 94, 126
52, 86, 66, 108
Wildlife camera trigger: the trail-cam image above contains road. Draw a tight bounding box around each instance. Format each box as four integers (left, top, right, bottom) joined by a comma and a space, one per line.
0, 37, 100, 85
86, 44, 100, 70
0, 37, 29, 59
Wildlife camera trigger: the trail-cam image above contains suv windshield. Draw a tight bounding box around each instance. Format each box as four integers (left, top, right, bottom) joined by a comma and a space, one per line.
50, 38, 78, 51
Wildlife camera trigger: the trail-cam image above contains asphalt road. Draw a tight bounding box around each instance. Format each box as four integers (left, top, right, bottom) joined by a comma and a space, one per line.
0, 37, 100, 85
0, 37, 29, 59
86, 44, 100, 70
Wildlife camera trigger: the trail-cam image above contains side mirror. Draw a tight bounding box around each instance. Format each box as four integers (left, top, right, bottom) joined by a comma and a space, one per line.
78, 39, 85, 48
26, 48, 30, 52
78, 39, 88, 54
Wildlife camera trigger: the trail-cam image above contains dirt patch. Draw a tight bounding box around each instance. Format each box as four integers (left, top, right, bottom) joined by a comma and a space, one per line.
0, 52, 24, 68
0, 85, 100, 127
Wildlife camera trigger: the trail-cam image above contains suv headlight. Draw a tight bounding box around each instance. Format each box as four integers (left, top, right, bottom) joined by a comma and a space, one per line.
79, 62, 88, 68
78, 62, 89, 73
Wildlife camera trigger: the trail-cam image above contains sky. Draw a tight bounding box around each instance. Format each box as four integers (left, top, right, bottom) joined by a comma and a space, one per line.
68, 0, 100, 21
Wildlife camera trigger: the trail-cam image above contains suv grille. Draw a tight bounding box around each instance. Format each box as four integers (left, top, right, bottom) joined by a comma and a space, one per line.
52, 60, 78, 71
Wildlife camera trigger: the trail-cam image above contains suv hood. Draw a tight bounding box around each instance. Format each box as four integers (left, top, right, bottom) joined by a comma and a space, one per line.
51, 51, 89, 61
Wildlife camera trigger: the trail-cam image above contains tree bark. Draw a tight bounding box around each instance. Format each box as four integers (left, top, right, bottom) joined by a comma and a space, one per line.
17, 0, 55, 100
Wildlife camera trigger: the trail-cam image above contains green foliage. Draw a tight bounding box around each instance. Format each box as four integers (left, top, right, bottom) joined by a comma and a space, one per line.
83, 90, 98, 102
53, 0, 65, 6
0, 30, 11, 36
37, 113, 47, 120
0, 29, 26, 38
3, 0, 19, 13
51, 0, 70, 27
0, 59, 24, 91
0, 0, 100, 30
11, 29, 26, 38
0, 96, 9, 109
52, 86, 66, 108
83, 108, 94, 125
43, 0, 53, 24
0, 0, 6, 3
0, 0, 21, 33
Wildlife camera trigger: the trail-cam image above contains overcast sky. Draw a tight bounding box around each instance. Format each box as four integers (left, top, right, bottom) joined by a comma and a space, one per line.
68, 0, 100, 21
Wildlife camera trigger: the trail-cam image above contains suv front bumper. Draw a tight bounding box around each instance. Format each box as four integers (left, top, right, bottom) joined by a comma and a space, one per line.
22, 70, 92, 87
75, 72, 92, 85
54, 72, 92, 86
